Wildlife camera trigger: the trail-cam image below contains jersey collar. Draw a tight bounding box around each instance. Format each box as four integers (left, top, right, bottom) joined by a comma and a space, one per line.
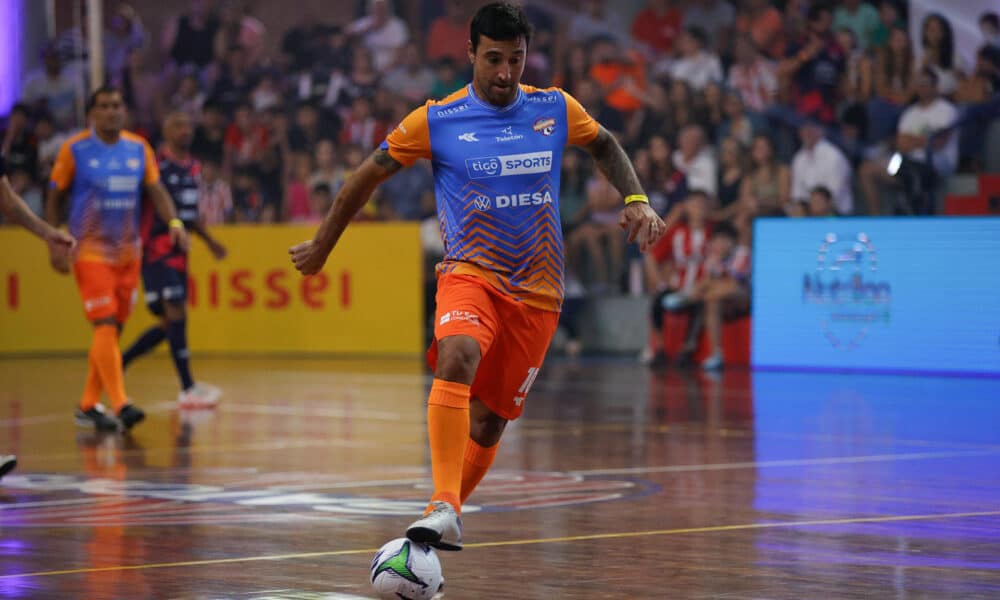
466, 83, 524, 113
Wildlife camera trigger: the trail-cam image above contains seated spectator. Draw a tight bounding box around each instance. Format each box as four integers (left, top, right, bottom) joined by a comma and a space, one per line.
836, 27, 873, 105
2, 104, 38, 181
20, 46, 80, 130
918, 13, 965, 96
870, 0, 904, 52
631, 0, 683, 57
288, 103, 340, 156
309, 138, 344, 196
117, 48, 161, 134
210, 45, 256, 114
779, 1, 846, 125
955, 47, 998, 104
833, 0, 879, 52
383, 42, 437, 104
859, 68, 958, 215
198, 159, 232, 225
981, 12, 1000, 88
339, 95, 389, 151
791, 119, 853, 214
640, 190, 712, 367
223, 103, 268, 174
280, 12, 327, 72
727, 34, 778, 113
728, 134, 789, 241
789, 185, 837, 217
683, 0, 736, 54
668, 27, 723, 91
553, 44, 590, 97
377, 160, 434, 221
310, 183, 335, 220
347, 0, 409, 74
674, 125, 717, 198
574, 77, 626, 139
6, 167, 43, 218
284, 153, 316, 223
34, 112, 67, 181
566, 169, 625, 292
588, 38, 647, 116
648, 134, 688, 215
170, 73, 206, 122
430, 57, 465, 100
559, 148, 590, 237
717, 90, 759, 146
873, 25, 915, 107
250, 71, 282, 112
702, 82, 725, 140
567, 0, 629, 47
715, 137, 748, 215
231, 166, 262, 223
213, 0, 266, 65
163, 0, 220, 72
426, 0, 469, 65
661, 221, 750, 371
191, 101, 227, 165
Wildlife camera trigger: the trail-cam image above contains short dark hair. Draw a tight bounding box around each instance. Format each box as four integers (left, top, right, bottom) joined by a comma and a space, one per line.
685, 26, 708, 47
470, 2, 532, 53
86, 86, 121, 112
980, 12, 999, 28
712, 221, 739, 241
311, 182, 332, 196
810, 185, 833, 202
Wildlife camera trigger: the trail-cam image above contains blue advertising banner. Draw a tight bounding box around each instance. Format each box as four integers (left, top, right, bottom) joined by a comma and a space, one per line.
752, 217, 1000, 375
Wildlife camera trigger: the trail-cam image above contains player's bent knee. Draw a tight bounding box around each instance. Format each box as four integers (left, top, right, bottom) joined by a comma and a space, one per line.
435, 335, 481, 384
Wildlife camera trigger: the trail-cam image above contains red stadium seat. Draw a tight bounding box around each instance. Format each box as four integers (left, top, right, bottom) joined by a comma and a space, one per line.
661, 312, 751, 366
943, 195, 989, 215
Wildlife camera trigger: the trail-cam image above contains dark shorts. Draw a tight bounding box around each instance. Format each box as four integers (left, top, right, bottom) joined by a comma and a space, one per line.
141, 261, 187, 316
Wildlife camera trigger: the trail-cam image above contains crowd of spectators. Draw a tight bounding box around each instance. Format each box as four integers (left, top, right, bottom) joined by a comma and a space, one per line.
3, 0, 999, 364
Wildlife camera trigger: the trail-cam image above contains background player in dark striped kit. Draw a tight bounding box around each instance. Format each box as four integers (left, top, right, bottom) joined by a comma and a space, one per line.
122, 111, 227, 408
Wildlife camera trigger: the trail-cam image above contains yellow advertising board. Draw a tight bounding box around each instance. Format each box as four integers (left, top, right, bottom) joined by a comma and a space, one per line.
0, 223, 423, 355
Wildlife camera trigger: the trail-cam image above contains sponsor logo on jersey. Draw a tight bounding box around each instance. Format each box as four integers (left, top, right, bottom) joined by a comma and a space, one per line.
533, 117, 556, 136
458, 132, 479, 142
436, 104, 469, 118
107, 176, 140, 192
473, 195, 492, 211
476, 191, 555, 209
126, 158, 140, 170
527, 94, 558, 103
465, 151, 553, 179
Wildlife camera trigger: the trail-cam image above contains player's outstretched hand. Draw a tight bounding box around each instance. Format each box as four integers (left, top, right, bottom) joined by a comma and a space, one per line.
45, 227, 76, 253
209, 240, 227, 260
47, 240, 71, 274
619, 201, 666, 253
289, 240, 328, 276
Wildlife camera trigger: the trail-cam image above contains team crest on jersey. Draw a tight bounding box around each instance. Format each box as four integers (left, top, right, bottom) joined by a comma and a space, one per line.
126, 158, 140, 170
533, 117, 556, 136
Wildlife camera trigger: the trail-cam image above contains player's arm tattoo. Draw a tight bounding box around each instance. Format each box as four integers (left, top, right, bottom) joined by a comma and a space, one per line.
583, 125, 644, 198
372, 148, 404, 176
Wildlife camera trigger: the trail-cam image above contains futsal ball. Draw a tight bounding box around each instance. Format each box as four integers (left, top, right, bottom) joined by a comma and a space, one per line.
370, 537, 443, 600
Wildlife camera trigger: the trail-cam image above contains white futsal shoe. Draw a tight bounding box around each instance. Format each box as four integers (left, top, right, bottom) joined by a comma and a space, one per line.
406, 501, 463, 551
178, 383, 222, 409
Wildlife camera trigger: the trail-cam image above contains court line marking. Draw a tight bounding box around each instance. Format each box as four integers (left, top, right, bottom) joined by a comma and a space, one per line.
568, 449, 1000, 476
3, 509, 998, 580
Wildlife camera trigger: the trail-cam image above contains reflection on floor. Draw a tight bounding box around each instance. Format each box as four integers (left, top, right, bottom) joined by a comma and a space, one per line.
1, 357, 999, 599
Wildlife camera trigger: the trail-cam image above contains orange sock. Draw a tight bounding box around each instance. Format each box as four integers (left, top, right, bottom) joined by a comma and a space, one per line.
90, 324, 128, 412
460, 438, 499, 504
79, 352, 103, 411
427, 378, 470, 513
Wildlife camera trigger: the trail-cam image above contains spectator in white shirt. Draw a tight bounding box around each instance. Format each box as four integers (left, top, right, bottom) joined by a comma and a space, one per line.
790, 119, 853, 215
347, 0, 410, 74
673, 125, 718, 199
668, 27, 723, 91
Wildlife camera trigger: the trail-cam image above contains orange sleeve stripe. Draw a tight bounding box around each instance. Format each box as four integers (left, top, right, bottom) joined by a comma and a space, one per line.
560, 89, 600, 147
49, 130, 90, 191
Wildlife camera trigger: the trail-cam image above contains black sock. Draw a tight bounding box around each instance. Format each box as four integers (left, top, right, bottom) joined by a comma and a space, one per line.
166, 319, 195, 391
122, 326, 167, 369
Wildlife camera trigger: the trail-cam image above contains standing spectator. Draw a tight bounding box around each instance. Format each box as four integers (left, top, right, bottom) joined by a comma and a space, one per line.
727, 34, 778, 113
384, 43, 437, 103
918, 14, 964, 96
198, 159, 232, 225
833, 0, 880, 51
163, 0, 220, 72
104, 2, 147, 78
790, 119, 853, 214
683, 0, 736, 54
779, 2, 846, 125
426, 0, 469, 65
790, 185, 838, 217
631, 0, 683, 57
191, 101, 227, 165
669, 27, 724, 91
20, 46, 81, 130
347, 0, 410, 74
674, 125, 717, 198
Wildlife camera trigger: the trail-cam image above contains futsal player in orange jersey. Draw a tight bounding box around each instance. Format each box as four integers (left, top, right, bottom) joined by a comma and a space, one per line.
1, 149, 77, 478
291, 3, 666, 549
47, 87, 188, 432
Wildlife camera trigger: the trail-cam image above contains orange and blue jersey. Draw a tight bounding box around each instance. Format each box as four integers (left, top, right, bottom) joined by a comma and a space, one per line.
50, 129, 159, 264
381, 84, 599, 312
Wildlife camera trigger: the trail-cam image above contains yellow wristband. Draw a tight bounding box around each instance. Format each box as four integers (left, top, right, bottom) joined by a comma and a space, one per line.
624, 194, 649, 205
168, 218, 185, 229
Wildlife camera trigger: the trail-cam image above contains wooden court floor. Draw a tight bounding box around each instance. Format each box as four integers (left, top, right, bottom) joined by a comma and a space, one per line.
1, 356, 999, 599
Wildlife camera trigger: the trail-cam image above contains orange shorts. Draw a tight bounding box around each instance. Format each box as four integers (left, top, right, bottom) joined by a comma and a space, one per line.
427, 274, 560, 420
73, 260, 140, 323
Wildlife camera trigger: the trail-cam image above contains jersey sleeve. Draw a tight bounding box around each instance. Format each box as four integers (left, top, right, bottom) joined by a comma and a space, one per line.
49, 140, 76, 191
380, 104, 432, 167
142, 140, 160, 186
561, 89, 600, 147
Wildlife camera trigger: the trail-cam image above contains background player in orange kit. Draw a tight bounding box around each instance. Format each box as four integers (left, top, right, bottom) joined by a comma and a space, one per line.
290, 3, 665, 550
1, 148, 77, 478
46, 86, 188, 433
